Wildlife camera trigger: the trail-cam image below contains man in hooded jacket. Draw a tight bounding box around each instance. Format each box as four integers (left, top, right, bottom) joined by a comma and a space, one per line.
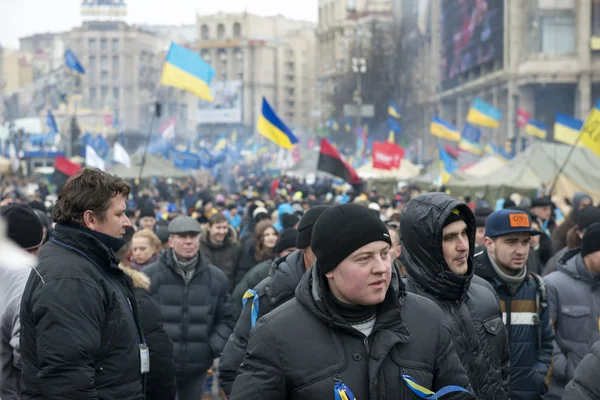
400, 193, 511, 400
229, 204, 474, 399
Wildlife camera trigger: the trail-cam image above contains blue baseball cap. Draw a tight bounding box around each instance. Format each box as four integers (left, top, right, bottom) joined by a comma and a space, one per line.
485, 209, 541, 238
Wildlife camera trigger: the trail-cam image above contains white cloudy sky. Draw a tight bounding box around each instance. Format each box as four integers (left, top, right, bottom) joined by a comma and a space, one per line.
0, 0, 318, 49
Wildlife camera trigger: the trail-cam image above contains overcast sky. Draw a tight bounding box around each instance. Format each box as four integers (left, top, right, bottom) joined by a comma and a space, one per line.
0, 0, 318, 49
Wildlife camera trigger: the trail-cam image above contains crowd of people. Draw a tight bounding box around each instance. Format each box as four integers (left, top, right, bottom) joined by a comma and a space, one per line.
1, 167, 600, 400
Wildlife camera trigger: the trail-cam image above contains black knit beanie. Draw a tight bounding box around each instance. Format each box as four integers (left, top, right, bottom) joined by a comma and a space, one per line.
296, 205, 329, 248
276, 228, 298, 254
281, 213, 300, 230
139, 206, 155, 219
444, 207, 468, 228
1, 204, 44, 250
311, 203, 392, 275
581, 223, 600, 258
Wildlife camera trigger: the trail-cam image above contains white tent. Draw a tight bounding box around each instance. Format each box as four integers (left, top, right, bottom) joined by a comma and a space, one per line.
357, 159, 421, 179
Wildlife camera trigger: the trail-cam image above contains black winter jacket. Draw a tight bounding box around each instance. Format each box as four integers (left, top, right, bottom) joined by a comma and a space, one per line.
562, 338, 600, 400
475, 250, 554, 400
229, 264, 475, 400
220, 250, 306, 395
121, 266, 177, 400
230, 257, 273, 318
20, 224, 145, 400
400, 193, 511, 400
143, 250, 236, 382
199, 226, 243, 288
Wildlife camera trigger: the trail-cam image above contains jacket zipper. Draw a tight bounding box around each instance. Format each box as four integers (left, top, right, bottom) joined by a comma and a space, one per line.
450, 303, 480, 397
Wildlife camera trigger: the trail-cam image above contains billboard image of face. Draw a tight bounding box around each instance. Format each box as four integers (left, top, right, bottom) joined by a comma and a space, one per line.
440, 0, 504, 90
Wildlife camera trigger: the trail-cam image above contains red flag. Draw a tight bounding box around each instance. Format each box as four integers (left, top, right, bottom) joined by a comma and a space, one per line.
52, 155, 82, 189
517, 108, 531, 127
317, 138, 361, 185
444, 144, 460, 159
372, 141, 404, 170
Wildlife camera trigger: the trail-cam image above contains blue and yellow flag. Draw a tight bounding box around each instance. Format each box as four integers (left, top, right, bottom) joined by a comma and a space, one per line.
257, 98, 298, 149
430, 116, 460, 142
458, 123, 483, 155
328, 118, 340, 132
554, 113, 583, 146
213, 133, 227, 151
579, 98, 600, 157
467, 97, 502, 128
161, 42, 216, 101
525, 119, 548, 140
439, 144, 457, 184
388, 100, 401, 119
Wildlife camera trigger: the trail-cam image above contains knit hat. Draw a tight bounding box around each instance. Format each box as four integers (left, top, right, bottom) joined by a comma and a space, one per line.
253, 207, 268, 219
281, 213, 300, 230
475, 216, 487, 228
577, 206, 600, 231
296, 205, 329, 248
444, 207, 467, 228
581, 223, 600, 257
139, 206, 155, 219
530, 197, 553, 208
276, 228, 298, 254
311, 204, 392, 275
1, 204, 44, 250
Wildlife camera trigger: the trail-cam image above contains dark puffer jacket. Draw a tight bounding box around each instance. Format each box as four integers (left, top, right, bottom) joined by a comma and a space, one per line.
220, 250, 306, 395
120, 266, 177, 400
400, 194, 511, 400
475, 250, 554, 400
199, 226, 242, 287
543, 249, 600, 400
20, 224, 145, 400
143, 250, 236, 382
562, 338, 600, 400
229, 264, 474, 400
230, 257, 273, 318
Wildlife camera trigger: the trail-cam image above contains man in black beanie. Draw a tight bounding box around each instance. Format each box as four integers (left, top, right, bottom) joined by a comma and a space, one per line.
229, 203, 474, 399
220, 206, 329, 395
544, 222, 600, 400
0, 204, 44, 255
400, 193, 510, 399
138, 206, 157, 231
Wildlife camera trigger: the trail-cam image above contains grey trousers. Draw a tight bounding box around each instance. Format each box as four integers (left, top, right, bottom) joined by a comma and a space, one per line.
176, 373, 207, 400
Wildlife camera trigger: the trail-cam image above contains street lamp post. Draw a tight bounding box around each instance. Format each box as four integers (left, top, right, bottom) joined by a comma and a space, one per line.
351, 56, 367, 132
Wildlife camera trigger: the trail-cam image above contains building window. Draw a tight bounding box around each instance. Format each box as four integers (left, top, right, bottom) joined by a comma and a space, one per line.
217, 23, 225, 39
90, 87, 97, 99
101, 71, 109, 83
88, 55, 96, 80
201, 24, 209, 40
113, 72, 119, 83
528, 7, 576, 54
112, 56, 119, 72
113, 87, 119, 100
101, 86, 108, 98
100, 39, 108, 51
233, 22, 242, 38
88, 38, 96, 51
101, 56, 108, 69
112, 39, 119, 52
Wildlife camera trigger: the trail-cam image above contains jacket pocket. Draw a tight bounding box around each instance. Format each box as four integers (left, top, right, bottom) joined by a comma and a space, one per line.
560, 305, 590, 342
481, 316, 504, 368
390, 356, 434, 398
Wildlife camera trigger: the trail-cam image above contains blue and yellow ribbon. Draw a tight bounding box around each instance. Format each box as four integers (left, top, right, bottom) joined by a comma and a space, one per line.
334, 382, 356, 400
402, 374, 472, 399
242, 289, 259, 328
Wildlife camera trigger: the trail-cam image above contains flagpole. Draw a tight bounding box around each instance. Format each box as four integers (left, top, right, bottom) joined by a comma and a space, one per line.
138, 101, 161, 180
548, 133, 582, 196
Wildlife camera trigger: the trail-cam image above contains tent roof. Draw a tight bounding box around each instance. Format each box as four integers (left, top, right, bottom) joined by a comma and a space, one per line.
107, 154, 189, 179
357, 159, 421, 179
462, 155, 508, 177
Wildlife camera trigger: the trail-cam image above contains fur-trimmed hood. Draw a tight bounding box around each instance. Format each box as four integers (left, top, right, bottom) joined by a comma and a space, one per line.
120, 265, 151, 290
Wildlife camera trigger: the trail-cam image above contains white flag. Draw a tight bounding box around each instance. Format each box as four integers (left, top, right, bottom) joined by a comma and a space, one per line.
85, 145, 105, 171
8, 142, 18, 173
113, 142, 131, 168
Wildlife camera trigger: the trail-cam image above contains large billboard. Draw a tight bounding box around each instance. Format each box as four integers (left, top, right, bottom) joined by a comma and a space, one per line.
440, 0, 504, 91
197, 80, 242, 124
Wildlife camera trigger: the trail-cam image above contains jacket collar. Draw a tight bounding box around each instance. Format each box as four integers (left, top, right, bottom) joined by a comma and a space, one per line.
558, 249, 600, 285
265, 250, 306, 304
400, 194, 474, 302
295, 261, 410, 341
159, 248, 206, 277
52, 223, 122, 271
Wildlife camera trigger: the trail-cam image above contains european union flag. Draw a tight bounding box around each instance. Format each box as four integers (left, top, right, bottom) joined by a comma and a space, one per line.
46, 110, 58, 134
64, 49, 86, 74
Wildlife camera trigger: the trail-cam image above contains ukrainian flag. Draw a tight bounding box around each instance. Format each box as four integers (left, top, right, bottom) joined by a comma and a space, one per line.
467, 97, 503, 128
430, 116, 461, 142
388, 131, 395, 143
438, 144, 457, 184
213, 133, 227, 151
388, 101, 401, 119
554, 113, 583, 146
160, 42, 215, 101
579, 98, 600, 157
257, 98, 299, 149
525, 119, 548, 140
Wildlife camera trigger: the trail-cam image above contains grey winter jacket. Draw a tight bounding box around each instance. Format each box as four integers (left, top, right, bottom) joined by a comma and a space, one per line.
562, 338, 600, 400
0, 233, 35, 399
543, 249, 600, 400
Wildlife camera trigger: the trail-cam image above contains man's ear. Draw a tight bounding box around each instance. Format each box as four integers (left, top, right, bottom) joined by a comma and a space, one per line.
83, 210, 98, 231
